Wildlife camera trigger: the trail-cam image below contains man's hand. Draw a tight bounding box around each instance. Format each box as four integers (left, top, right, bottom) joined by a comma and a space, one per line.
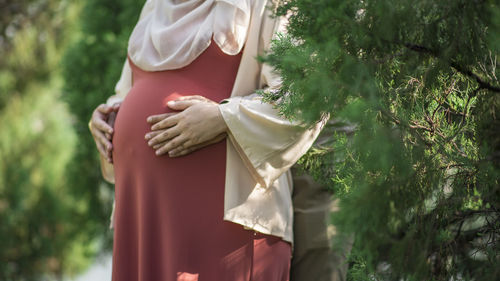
145, 95, 228, 157
89, 102, 121, 163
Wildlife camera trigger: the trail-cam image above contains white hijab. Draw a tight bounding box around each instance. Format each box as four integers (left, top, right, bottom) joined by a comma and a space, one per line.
128, 0, 252, 71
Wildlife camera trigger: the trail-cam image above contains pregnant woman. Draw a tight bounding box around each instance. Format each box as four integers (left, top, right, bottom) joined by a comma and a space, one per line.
88, 0, 323, 280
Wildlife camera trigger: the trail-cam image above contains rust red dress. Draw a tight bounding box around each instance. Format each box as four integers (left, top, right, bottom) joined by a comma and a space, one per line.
111, 42, 291, 281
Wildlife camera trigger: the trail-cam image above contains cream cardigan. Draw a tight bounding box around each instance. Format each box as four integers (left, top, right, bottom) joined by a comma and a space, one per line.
101, 0, 323, 243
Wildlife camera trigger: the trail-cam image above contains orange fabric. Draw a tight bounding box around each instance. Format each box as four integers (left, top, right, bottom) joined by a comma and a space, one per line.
111, 42, 291, 281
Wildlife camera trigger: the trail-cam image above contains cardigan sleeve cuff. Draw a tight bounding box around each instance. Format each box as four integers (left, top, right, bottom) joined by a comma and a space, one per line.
218, 95, 324, 188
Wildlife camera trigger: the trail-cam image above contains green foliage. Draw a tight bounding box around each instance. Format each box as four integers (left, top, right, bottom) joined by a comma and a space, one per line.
0, 0, 107, 279
61, 0, 143, 253
266, 0, 500, 280
0, 80, 88, 280
0, 0, 71, 110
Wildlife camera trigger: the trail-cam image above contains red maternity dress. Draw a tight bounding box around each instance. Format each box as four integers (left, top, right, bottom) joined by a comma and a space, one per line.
111, 41, 291, 281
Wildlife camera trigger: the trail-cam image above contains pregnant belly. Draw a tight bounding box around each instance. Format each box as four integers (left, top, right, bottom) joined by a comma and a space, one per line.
111, 76, 227, 185
111, 73, 229, 236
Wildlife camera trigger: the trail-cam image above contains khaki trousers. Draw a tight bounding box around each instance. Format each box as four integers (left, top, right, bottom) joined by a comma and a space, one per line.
290, 168, 353, 281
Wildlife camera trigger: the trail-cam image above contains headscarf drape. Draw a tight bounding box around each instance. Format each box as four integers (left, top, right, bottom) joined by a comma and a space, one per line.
128, 0, 252, 71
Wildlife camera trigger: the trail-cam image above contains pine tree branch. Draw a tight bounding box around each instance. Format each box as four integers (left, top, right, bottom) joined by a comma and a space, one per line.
403, 43, 500, 93
384, 108, 470, 161
450, 61, 500, 93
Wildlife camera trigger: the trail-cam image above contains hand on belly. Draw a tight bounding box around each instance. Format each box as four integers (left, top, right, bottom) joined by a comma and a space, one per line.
144, 95, 228, 157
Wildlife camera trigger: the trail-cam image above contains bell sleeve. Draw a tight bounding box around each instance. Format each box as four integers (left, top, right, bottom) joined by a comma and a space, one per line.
105, 59, 132, 106
218, 62, 325, 188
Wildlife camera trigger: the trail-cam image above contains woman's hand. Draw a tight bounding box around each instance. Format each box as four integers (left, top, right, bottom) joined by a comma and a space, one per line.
89, 102, 121, 163
145, 95, 228, 157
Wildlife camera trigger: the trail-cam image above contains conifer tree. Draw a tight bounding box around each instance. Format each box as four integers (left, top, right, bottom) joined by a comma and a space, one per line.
265, 0, 500, 280
1, 0, 104, 279
62, 0, 143, 253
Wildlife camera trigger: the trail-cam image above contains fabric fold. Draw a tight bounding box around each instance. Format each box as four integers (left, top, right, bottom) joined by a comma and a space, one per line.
128, 0, 252, 71
102, 0, 320, 243
219, 94, 325, 188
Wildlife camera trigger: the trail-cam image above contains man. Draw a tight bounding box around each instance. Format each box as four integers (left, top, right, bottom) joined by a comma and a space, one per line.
290, 120, 355, 281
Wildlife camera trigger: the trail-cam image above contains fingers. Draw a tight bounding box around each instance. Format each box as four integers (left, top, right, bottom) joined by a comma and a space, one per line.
144, 130, 163, 141
166, 100, 199, 111
148, 131, 227, 157
105, 112, 117, 140
169, 133, 227, 157
177, 95, 217, 105
96, 104, 116, 115
95, 141, 110, 162
147, 127, 181, 146
92, 118, 114, 135
90, 103, 118, 162
150, 114, 180, 130
91, 127, 113, 162
111, 102, 121, 111
167, 144, 198, 157
146, 112, 177, 125
92, 112, 114, 135
155, 135, 187, 156
108, 111, 117, 128
177, 95, 208, 102
168, 95, 218, 110
178, 95, 205, 100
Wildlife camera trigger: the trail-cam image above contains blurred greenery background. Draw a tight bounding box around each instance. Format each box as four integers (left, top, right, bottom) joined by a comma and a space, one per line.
1, 0, 141, 280
1, 0, 499, 281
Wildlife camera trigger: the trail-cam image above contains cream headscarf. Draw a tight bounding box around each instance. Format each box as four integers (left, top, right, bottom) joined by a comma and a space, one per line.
128, 0, 252, 71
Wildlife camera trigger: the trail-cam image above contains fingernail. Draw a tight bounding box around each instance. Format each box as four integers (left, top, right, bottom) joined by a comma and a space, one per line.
167, 101, 175, 106
145, 133, 151, 139
147, 117, 152, 122
155, 150, 161, 155
148, 140, 153, 146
